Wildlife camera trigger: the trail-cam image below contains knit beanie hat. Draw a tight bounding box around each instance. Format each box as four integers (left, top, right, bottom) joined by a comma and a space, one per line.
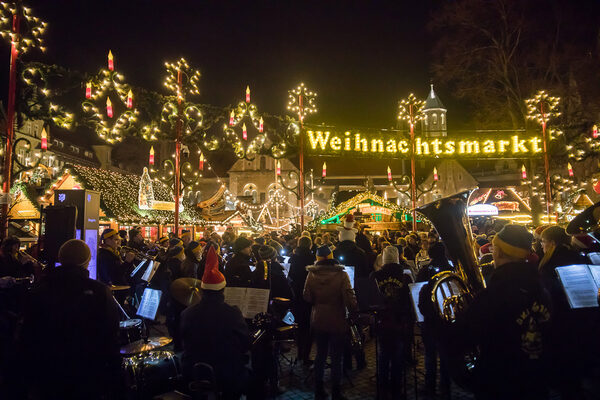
58, 239, 91, 267
168, 245, 184, 259
382, 245, 399, 265
476, 237, 489, 247
101, 228, 119, 242
201, 246, 226, 290
158, 236, 169, 245
396, 237, 407, 247
258, 245, 276, 261
316, 245, 334, 261
169, 237, 183, 247
233, 236, 253, 253
492, 225, 532, 259
298, 236, 312, 249
301, 230, 311, 238
187, 241, 203, 255
533, 225, 550, 240
181, 230, 192, 240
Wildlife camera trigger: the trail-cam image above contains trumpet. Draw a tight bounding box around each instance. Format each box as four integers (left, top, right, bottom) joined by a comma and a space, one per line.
120, 246, 155, 261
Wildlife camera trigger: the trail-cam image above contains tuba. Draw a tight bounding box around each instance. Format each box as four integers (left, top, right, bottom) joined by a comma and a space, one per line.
418, 190, 485, 322
418, 190, 485, 389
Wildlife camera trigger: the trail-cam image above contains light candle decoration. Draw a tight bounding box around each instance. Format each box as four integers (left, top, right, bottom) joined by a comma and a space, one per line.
242, 123, 247, 140
108, 50, 114, 71
322, 162, 327, 178
199, 153, 204, 170
276, 160, 281, 176
41, 128, 47, 150
521, 165, 527, 179
229, 110, 235, 126
433, 166, 438, 181
387, 166, 392, 181
259, 116, 264, 133
246, 85, 250, 103
594, 125, 598, 139
106, 97, 113, 118
149, 146, 154, 165
126, 89, 133, 109
85, 82, 92, 99
568, 162, 574, 177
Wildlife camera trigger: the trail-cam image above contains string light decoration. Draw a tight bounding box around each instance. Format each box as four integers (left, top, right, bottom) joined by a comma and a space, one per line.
223, 86, 270, 160
81, 51, 138, 143
0, 1, 47, 54
20, 63, 74, 129
525, 90, 561, 217
386, 165, 438, 205
287, 83, 317, 121
149, 146, 204, 196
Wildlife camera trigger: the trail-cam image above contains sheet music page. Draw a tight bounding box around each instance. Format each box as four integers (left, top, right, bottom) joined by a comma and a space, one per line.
281, 262, 291, 278
587, 252, 600, 265
589, 264, 600, 288
244, 288, 270, 319
141, 260, 154, 282
137, 288, 162, 320
224, 287, 247, 312
409, 282, 427, 323
342, 266, 355, 288
556, 264, 599, 309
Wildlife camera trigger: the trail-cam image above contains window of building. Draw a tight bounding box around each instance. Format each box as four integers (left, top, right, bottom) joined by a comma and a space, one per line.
242, 183, 258, 204
441, 113, 445, 126
70, 145, 80, 154
432, 114, 438, 125
424, 114, 428, 126
84, 151, 93, 158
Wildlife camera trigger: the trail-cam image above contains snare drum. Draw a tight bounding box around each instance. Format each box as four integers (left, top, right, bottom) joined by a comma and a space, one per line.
119, 318, 142, 346
122, 350, 181, 398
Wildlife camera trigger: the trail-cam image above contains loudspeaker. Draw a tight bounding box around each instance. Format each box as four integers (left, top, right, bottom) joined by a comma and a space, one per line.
43, 205, 77, 265
54, 190, 100, 231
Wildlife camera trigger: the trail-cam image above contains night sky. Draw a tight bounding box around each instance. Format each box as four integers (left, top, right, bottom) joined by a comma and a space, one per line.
1, 0, 450, 129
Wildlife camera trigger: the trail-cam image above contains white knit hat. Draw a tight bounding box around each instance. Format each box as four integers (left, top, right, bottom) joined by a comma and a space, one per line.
337, 214, 358, 242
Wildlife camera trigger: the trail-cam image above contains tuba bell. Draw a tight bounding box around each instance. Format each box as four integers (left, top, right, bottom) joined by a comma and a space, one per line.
418, 190, 485, 322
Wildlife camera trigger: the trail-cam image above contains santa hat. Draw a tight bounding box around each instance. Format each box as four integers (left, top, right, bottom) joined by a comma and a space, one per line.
337, 214, 358, 242
201, 246, 226, 291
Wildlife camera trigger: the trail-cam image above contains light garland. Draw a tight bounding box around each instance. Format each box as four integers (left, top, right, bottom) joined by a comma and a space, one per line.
287, 83, 317, 122
397, 93, 426, 127
0, 2, 47, 54
81, 50, 138, 143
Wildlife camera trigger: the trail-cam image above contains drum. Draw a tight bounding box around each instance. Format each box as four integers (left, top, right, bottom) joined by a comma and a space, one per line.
122, 350, 181, 398
119, 318, 143, 346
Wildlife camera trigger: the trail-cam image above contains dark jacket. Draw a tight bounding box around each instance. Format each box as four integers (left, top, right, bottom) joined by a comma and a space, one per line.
457, 261, 552, 398
225, 253, 253, 287
97, 247, 131, 286
403, 243, 419, 262
333, 240, 369, 278
288, 247, 315, 300
415, 257, 453, 283
251, 260, 294, 300
303, 259, 358, 333
370, 263, 414, 334
180, 290, 250, 387
538, 244, 586, 311
355, 232, 376, 271
18, 265, 121, 398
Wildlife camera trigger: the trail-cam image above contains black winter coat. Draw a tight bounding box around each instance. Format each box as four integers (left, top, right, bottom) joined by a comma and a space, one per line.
370, 263, 414, 335
224, 253, 253, 287
97, 247, 132, 286
334, 240, 369, 278
288, 247, 315, 300
456, 261, 552, 399
251, 260, 294, 300
180, 290, 250, 387
18, 265, 121, 398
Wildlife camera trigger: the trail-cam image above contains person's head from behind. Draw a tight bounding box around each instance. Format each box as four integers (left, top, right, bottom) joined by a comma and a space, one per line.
541, 226, 570, 255
101, 229, 121, 250
233, 236, 253, 256
321, 232, 331, 245
298, 236, 312, 250
58, 239, 91, 269
492, 225, 533, 268
381, 245, 399, 267
407, 234, 417, 246
129, 228, 142, 244
420, 240, 429, 252
428, 242, 447, 262
1, 236, 20, 256
396, 237, 407, 248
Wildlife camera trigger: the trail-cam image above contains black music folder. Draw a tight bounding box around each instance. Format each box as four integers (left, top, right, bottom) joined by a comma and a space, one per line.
556, 264, 600, 309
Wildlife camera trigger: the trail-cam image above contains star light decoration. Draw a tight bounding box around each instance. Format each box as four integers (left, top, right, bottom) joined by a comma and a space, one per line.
141, 58, 204, 143
525, 91, 561, 127
397, 93, 426, 127
82, 51, 138, 143
287, 83, 317, 122
224, 86, 269, 160
0, 2, 47, 54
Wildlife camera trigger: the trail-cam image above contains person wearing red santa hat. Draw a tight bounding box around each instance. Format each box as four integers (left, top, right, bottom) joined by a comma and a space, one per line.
180, 246, 250, 399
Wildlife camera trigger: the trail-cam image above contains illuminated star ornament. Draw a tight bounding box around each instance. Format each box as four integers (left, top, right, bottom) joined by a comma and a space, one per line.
397, 93, 426, 127
224, 86, 268, 160
0, 2, 47, 54
287, 83, 317, 122
525, 90, 561, 127
81, 50, 139, 143
142, 58, 203, 143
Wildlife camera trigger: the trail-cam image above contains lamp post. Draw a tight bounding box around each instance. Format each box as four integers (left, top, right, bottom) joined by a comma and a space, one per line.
143, 58, 202, 236
0, 1, 46, 238
397, 93, 426, 231
526, 91, 560, 219
287, 83, 317, 231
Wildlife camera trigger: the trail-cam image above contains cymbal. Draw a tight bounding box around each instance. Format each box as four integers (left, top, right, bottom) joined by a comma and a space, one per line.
170, 277, 203, 307
120, 336, 172, 355
110, 285, 131, 291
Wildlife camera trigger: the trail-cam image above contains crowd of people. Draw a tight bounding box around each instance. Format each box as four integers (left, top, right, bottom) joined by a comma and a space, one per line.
0, 213, 599, 399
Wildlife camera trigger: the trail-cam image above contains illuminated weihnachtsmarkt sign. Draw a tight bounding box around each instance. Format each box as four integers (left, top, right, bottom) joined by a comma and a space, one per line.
307, 130, 543, 158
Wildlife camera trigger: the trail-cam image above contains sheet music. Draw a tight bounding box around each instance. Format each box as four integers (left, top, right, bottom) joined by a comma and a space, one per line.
556, 264, 599, 309
342, 266, 355, 288
224, 287, 270, 319
281, 262, 291, 277
587, 252, 600, 266
409, 282, 427, 323
589, 264, 600, 287
137, 288, 162, 320
131, 259, 148, 277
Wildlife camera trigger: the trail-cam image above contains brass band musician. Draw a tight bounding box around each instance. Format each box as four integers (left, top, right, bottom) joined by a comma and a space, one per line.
97, 228, 134, 286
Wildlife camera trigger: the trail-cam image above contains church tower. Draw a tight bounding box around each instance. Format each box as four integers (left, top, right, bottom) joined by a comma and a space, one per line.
422, 84, 447, 137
